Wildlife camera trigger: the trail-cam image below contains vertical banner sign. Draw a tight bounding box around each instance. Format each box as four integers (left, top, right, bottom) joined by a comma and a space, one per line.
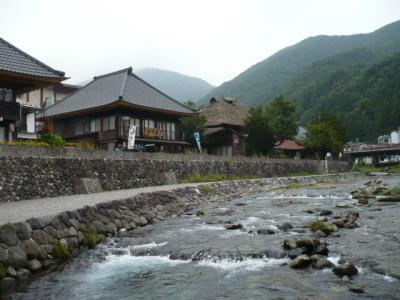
128, 125, 136, 150
193, 131, 202, 153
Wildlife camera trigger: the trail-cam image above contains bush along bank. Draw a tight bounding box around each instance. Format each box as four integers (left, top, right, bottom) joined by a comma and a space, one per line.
0, 173, 359, 294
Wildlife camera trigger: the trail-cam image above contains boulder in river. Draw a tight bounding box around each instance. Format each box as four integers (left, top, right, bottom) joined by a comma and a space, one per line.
349, 284, 365, 294
278, 223, 293, 231
289, 255, 311, 269
332, 262, 358, 277
312, 258, 334, 269
319, 210, 333, 216
308, 220, 337, 235
225, 224, 243, 230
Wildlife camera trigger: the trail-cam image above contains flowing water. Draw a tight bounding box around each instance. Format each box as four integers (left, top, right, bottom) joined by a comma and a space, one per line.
8, 176, 400, 299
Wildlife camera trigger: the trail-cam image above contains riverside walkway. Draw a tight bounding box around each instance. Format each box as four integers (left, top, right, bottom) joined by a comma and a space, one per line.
0, 183, 206, 225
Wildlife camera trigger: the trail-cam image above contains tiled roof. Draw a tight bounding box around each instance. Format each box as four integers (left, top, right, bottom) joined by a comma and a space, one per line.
44, 67, 194, 117
0, 37, 65, 78
275, 140, 305, 151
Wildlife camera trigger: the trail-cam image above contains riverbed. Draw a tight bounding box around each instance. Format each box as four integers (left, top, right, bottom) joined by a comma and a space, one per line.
8, 176, 400, 299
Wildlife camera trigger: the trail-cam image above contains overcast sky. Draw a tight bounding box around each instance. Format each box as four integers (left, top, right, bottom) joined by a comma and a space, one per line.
1, 0, 399, 86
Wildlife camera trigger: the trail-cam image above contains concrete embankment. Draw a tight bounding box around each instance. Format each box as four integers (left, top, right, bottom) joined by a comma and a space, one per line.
0, 173, 358, 293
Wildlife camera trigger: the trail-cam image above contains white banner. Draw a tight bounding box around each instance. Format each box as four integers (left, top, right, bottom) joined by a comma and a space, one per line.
127, 125, 136, 150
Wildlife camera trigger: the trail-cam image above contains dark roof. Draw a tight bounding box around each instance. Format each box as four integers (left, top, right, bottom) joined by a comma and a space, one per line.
0, 37, 65, 79
44, 67, 194, 117
200, 96, 249, 127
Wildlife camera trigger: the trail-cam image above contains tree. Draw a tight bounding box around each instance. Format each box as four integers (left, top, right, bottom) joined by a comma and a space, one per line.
314, 112, 349, 144
182, 100, 198, 111
180, 114, 206, 144
302, 122, 342, 158
245, 95, 297, 156
266, 95, 297, 142
245, 106, 274, 156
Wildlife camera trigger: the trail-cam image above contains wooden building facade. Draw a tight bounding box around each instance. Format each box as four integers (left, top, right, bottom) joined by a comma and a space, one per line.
44, 67, 194, 152
0, 37, 65, 142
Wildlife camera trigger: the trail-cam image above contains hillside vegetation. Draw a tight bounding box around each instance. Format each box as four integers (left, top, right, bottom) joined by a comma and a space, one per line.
199, 20, 400, 141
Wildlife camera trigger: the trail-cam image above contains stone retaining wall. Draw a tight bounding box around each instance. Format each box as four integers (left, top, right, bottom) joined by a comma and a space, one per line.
0, 173, 357, 293
0, 156, 350, 202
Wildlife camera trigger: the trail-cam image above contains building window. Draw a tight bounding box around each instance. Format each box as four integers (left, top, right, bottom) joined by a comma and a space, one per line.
158, 121, 176, 140
90, 118, 101, 132
0, 88, 14, 102
102, 115, 115, 131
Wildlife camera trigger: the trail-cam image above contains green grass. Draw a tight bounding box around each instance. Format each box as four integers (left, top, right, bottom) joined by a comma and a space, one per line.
288, 171, 314, 177
386, 186, 400, 196
353, 165, 400, 174
53, 240, 70, 259
83, 230, 101, 249
178, 173, 258, 184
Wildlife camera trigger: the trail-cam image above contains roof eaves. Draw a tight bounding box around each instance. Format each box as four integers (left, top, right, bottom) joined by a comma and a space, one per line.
0, 37, 65, 78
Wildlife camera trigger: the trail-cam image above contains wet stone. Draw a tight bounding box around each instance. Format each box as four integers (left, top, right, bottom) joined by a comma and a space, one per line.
6, 266, 17, 278
16, 268, 31, 281
0, 277, 17, 292
0, 223, 18, 246
15, 222, 32, 240
8, 245, 27, 269
278, 222, 293, 230
332, 262, 358, 278
22, 239, 41, 259
349, 284, 365, 294
27, 259, 42, 273
289, 255, 311, 269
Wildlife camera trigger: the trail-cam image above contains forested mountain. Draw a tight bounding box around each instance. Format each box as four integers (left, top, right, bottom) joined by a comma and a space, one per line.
136, 68, 214, 102
290, 52, 400, 142
200, 20, 400, 107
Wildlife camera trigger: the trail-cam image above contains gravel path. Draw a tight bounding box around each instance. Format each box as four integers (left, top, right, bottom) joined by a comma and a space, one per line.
0, 183, 206, 225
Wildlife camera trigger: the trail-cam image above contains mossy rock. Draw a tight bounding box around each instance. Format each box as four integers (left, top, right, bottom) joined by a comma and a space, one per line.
83, 230, 101, 249
53, 240, 70, 259
0, 263, 6, 280
199, 186, 211, 193
358, 197, 369, 205
196, 210, 205, 217
309, 221, 337, 235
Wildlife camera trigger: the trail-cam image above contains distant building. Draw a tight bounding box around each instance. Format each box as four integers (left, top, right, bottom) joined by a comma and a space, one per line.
390, 128, 400, 144
200, 96, 249, 156
274, 139, 305, 159
377, 134, 390, 144
295, 126, 307, 140
43, 67, 194, 152
0, 37, 65, 142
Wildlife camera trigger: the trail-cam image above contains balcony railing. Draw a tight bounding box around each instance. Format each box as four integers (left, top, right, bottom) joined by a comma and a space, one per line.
0, 101, 20, 121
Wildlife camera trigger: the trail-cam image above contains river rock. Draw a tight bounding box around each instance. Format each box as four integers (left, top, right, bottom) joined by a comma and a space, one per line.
0, 243, 8, 263
289, 255, 311, 269
288, 247, 307, 259
27, 259, 42, 273
0, 223, 18, 246
7, 245, 27, 269
312, 230, 327, 239
93, 220, 107, 234
312, 258, 334, 269
278, 223, 293, 230
15, 222, 32, 240
16, 268, 31, 281
0, 277, 17, 291
27, 217, 50, 230
332, 262, 358, 277
225, 224, 243, 230
257, 228, 276, 235
349, 284, 365, 294
6, 266, 17, 277
32, 230, 53, 245
320, 209, 333, 216
314, 244, 329, 256
43, 226, 58, 238
22, 239, 41, 259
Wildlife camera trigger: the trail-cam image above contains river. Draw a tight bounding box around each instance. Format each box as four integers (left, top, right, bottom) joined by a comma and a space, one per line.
8, 176, 400, 299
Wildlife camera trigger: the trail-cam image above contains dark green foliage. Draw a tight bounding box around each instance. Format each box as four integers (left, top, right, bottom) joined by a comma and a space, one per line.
180, 114, 207, 144
266, 95, 297, 142
43, 134, 65, 148
199, 20, 400, 107
83, 230, 101, 249
245, 95, 297, 155
196, 210, 205, 216
0, 263, 5, 280
245, 106, 274, 155
302, 122, 342, 158
52, 240, 70, 259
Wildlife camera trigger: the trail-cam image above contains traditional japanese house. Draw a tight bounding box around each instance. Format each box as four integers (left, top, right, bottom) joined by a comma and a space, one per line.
0, 37, 66, 142
274, 139, 305, 159
43, 67, 194, 152
200, 96, 249, 156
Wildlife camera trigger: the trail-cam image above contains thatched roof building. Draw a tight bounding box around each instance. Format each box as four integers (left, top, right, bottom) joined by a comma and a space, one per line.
200, 96, 249, 156
200, 96, 249, 128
